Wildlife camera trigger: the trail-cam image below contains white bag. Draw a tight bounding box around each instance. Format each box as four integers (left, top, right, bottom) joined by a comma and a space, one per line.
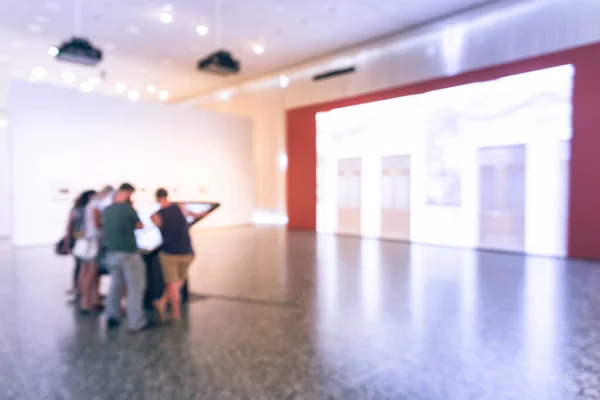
72, 238, 99, 260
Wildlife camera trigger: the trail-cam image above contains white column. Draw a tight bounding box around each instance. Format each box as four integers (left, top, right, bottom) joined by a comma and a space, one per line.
525, 139, 561, 256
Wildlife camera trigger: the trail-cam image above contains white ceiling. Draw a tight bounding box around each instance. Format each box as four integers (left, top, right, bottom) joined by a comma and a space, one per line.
0, 0, 496, 105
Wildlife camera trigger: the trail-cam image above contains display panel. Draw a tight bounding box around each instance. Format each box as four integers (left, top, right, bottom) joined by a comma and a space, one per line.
316, 65, 573, 257
135, 202, 220, 252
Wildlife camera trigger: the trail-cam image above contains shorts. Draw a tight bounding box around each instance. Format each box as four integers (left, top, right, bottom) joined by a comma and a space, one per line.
159, 252, 194, 284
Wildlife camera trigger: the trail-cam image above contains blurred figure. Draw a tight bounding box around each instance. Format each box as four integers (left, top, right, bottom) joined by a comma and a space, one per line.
71, 190, 100, 314
103, 183, 150, 332
151, 188, 207, 323
87, 185, 114, 275
63, 191, 92, 296
78, 186, 114, 314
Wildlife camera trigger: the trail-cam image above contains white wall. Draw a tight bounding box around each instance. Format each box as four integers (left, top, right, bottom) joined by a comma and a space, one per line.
8, 80, 254, 247
199, 90, 288, 222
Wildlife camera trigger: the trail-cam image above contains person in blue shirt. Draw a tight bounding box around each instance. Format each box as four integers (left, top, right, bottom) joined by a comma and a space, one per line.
151, 188, 207, 323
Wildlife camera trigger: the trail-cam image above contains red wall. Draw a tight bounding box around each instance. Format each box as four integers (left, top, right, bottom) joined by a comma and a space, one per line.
286, 42, 600, 260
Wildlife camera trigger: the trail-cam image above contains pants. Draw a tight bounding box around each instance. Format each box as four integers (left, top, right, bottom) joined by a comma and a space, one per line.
73, 258, 81, 288
105, 252, 146, 329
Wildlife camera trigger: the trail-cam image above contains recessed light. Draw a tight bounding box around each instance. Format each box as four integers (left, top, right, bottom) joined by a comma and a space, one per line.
36, 15, 50, 24
115, 83, 127, 92
81, 81, 94, 92
126, 25, 140, 35
159, 12, 174, 24
252, 44, 265, 55
45, 1, 60, 11
217, 90, 232, 101
196, 25, 209, 36
146, 85, 157, 94
158, 90, 169, 101
279, 75, 289, 88
48, 46, 59, 57
62, 71, 75, 83
28, 24, 43, 33
128, 90, 140, 101
31, 66, 47, 80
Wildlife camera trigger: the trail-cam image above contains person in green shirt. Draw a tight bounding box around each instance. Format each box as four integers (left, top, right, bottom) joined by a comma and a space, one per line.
102, 183, 150, 332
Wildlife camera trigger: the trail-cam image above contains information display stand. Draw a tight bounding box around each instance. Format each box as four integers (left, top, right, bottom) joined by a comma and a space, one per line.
134, 202, 220, 308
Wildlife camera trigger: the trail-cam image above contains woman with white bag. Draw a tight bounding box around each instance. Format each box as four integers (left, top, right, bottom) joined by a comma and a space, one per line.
72, 189, 101, 314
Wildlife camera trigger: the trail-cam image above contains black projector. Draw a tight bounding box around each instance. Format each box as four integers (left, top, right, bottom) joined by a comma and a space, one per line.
54, 37, 102, 66
197, 50, 240, 75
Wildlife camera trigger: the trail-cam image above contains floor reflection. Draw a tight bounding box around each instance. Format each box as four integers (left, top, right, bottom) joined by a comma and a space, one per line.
0, 229, 599, 399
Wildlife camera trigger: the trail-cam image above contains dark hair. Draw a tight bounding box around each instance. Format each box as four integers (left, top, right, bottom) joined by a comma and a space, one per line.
155, 188, 168, 199
74, 190, 96, 209
118, 183, 135, 192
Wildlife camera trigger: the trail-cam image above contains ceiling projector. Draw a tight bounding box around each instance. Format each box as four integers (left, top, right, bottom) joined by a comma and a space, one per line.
197, 50, 240, 75
54, 37, 102, 66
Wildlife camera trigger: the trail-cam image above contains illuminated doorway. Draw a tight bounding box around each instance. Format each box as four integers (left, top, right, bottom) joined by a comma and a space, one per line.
380, 155, 411, 240
478, 144, 526, 252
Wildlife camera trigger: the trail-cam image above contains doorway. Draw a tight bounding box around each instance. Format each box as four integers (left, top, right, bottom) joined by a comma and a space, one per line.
337, 158, 362, 236
478, 144, 526, 252
380, 155, 411, 240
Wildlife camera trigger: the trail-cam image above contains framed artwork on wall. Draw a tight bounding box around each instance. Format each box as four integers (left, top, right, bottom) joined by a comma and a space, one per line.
50, 182, 78, 202
135, 185, 153, 201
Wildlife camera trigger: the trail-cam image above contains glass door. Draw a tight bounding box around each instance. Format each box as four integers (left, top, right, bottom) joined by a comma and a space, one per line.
337, 158, 362, 236
478, 145, 526, 252
380, 155, 411, 240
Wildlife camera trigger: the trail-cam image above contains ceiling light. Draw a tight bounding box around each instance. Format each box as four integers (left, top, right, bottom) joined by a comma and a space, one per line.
36, 15, 49, 24
48, 46, 59, 57
31, 66, 47, 80
115, 83, 127, 92
45, 1, 60, 11
62, 71, 75, 83
158, 90, 169, 101
81, 81, 94, 92
28, 24, 43, 33
252, 44, 265, 55
127, 25, 140, 35
0, 119, 8, 129
279, 75, 289, 88
196, 25, 209, 36
146, 85, 157, 94
128, 90, 140, 101
217, 90, 232, 101
159, 12, 174, 24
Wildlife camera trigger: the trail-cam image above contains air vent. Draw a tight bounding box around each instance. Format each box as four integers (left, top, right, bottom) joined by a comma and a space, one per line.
313, 67, 356, 81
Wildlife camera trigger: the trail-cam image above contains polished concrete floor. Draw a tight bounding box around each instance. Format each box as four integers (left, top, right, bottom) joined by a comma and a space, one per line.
1, 227, 600, 399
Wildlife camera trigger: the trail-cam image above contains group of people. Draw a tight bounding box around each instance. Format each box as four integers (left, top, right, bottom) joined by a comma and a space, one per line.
63, 183, 207, 332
